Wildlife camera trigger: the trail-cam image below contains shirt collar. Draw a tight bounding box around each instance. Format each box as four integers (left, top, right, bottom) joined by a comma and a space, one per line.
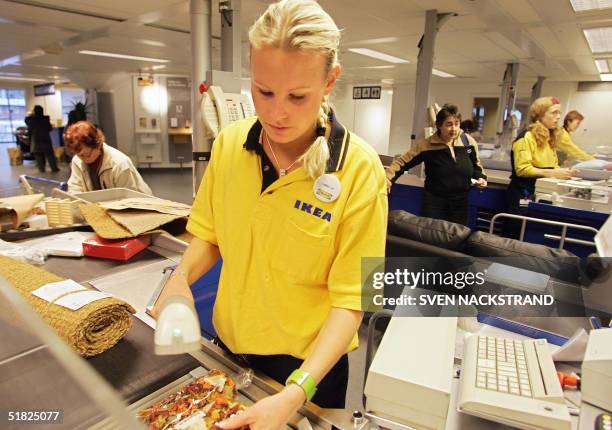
243, 108, 350, 173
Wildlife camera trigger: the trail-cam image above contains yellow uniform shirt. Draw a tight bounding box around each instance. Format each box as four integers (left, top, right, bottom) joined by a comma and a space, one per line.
187, 114, 388, 359
557, 128, 594, 162
512, 131, 560, 178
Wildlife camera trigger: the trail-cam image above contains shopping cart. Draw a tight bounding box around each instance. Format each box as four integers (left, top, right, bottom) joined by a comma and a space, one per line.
0, 175, 68, 199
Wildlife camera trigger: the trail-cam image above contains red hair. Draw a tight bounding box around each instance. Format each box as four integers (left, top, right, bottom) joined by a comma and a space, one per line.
64, 121, 104, 153
563, 110, 584, 129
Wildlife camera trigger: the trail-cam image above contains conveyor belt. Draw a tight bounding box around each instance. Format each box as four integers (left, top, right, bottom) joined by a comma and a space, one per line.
87, 317, 200, 404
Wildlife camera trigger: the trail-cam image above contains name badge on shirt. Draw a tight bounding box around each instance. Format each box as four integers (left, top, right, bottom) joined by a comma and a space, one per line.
313, 174, 341, 203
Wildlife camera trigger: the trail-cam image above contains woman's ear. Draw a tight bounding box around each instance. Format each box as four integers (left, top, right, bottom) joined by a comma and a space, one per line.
324, 64, 341, 96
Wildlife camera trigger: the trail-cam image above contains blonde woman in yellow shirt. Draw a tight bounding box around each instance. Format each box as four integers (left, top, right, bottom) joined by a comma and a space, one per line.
505, 97, 580, 237
152, 1, 387, 428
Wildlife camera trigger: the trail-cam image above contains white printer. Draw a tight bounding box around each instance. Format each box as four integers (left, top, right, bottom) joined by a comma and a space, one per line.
364, 317, 457, 430
581, 329, 612, 412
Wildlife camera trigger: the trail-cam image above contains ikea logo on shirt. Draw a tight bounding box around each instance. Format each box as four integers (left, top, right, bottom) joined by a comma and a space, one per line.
294, 199, 332, 222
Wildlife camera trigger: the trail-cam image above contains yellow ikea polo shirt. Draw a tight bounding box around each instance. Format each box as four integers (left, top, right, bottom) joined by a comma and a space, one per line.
187, 112, 388, 359
513, 131, 560, 177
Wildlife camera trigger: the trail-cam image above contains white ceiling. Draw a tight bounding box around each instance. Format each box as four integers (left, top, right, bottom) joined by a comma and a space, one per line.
0, 0, 611, 88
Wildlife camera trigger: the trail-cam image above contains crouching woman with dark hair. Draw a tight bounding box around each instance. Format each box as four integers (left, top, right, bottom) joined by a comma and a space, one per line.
386, 104, 487, 226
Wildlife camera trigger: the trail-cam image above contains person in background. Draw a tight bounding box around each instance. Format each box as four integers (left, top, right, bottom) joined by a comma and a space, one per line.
64, 121, 152, 194
505, 97, 580, 237
557, 110, 595, 165
386, 104, 487, 226
152, 0, 387, 427
25, 105, 59, 173
460, 119, 482, 142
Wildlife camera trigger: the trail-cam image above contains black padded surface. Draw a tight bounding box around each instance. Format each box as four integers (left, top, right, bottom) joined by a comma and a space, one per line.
87, 316, 200, 403
388, 210, 472, 251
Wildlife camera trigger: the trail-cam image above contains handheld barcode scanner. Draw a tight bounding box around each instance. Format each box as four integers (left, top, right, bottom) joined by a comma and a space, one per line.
149, 266, 201, 355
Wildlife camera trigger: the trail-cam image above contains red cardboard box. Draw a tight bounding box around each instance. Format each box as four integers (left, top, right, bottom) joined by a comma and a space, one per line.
83, 234, 151, 261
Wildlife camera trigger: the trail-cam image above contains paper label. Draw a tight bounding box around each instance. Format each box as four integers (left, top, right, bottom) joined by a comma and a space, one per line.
54, 291, 112, 311
32, 280, 87, 302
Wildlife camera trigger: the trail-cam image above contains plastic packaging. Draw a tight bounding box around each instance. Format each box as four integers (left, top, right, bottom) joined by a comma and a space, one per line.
0, 239, 47, 265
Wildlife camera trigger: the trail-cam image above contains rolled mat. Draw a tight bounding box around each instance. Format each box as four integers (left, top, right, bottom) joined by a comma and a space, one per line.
0, 256, 135, 357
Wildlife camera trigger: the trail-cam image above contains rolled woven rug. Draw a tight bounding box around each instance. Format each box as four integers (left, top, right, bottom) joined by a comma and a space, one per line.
0, 256, 135, 357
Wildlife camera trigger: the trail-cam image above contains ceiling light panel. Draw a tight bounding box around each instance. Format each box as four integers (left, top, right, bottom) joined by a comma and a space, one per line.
348, 48, 409, 64
595, 59, 610, 73
569, 0, 612, 12
78, 50, 169, 63
601, 73, 612, 80
432, 68, 456, 78
583, 27, 612, 53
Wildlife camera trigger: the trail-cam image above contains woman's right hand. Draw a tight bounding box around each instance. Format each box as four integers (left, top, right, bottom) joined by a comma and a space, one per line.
549, 168, 579, 180
151, 272, 194, 319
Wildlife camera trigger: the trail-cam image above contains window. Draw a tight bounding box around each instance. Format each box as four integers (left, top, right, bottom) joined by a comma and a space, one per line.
61, 88, 86, 125
0, 88, 26, 144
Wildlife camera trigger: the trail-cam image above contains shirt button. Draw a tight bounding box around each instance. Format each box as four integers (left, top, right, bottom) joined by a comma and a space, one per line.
263, 165, 270, 171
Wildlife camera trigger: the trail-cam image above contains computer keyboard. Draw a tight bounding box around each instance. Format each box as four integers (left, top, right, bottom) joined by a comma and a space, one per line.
458, 335, 572, 430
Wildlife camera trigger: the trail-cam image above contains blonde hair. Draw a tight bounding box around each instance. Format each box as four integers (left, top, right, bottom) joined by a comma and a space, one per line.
527, 96, 561, 148
249, 0, 340, 178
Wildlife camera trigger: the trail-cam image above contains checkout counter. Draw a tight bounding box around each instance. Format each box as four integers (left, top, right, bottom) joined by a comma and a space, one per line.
0, 233, 360, 430
388, 152, 611, 257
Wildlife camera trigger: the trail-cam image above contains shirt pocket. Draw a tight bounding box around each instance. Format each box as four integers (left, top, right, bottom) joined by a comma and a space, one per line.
269, 216, 331, 283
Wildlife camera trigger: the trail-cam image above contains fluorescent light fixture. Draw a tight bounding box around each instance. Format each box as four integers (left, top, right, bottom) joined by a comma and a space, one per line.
595, 59, 610, 73
569, 0, 612, 12
78, 50, 169, 63
432, 68, 456, 78
151, 64, 166, 70
601, 73, 612, 80
348, 48, 409, 64
583, 27, 612, 53
381, 78, 394, 85
356, 65, 396, 70
0, 76, 45, 82
30, 64, 68, 70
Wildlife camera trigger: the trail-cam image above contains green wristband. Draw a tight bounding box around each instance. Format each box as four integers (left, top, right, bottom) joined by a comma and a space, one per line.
286, 369, 317, 402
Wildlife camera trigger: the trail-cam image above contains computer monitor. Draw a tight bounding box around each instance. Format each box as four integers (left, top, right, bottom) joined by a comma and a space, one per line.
595, 215, 612, 257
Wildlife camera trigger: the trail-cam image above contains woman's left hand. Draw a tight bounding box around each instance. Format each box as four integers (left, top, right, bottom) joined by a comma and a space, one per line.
475, 178, 487, 189
215, 384, 305, 430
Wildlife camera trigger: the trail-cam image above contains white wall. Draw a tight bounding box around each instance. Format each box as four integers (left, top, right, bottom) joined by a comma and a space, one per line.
331, 83, 393, 155
569, 90, 612, 152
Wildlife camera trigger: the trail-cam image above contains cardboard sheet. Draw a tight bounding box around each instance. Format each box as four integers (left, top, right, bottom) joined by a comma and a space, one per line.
100, 197, 191, 217
0, 194, 44, 230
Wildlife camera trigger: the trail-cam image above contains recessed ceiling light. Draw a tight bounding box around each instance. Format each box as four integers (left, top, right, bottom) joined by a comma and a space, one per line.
432, 68, 456, 78
78, 50, 169, 63
595, 59, 610, 73
354, 65, 396, 70
30, 64, 69, 70
569, 0, 612, 12
151, 65, 166, 70
601, 73, 612, 80
583, 27, 612, 53
348, 48, 409, 64
0, 75, 45, 82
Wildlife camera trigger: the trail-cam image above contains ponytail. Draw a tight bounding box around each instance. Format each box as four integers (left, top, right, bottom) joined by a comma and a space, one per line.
299, 98, 331, 179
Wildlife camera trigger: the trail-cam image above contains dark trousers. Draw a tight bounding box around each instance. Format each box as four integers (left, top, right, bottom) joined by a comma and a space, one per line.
420, 190, 469, 226
503, 182, 531, 239
214, 338, 349, 408
34, 151, 58, 172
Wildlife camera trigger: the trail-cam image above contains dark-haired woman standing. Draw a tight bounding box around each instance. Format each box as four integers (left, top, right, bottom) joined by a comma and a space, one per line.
387, 104, 487, 226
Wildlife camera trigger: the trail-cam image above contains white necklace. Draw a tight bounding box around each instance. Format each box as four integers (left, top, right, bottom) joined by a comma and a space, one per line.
265, 133, 301, 177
